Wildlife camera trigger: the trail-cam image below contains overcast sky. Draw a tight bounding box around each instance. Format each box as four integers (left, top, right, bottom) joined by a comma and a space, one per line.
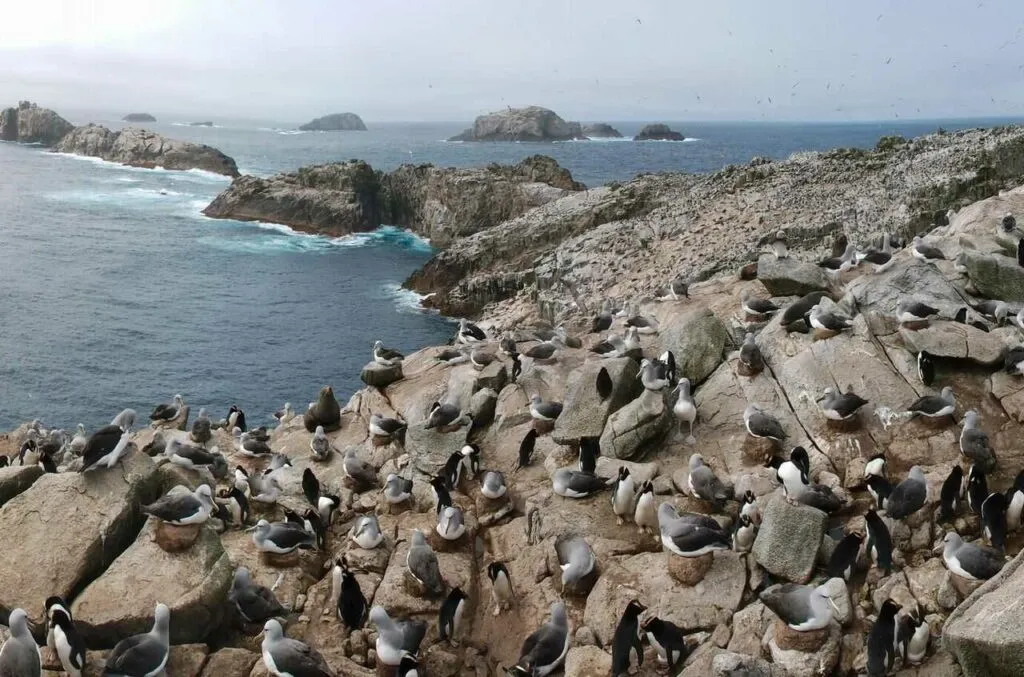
1, 0, 1023, 123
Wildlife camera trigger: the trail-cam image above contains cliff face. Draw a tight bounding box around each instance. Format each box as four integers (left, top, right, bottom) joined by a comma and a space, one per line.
298, 113, 367, 131
449, 106, 584, 142
0, 101, 74, 146
405, 126, 1024, 320
201, 155, 583, 244
55, 125, 240, 177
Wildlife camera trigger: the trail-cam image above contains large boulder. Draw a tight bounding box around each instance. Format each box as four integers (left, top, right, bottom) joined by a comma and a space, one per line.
962, 249, 1024, 302
634, 123, 685, 141
943, 548, 1024, 677
405, 421, 470, 476
0, 451, 159, 626
0, 465, 42, 507
55, 124, 239, 177
752, 493, 827, 583
72, 510, 232, 647
0, 101, 74, 146
552, 357, 641, 444
298, 113, 367, 131
599, 388, 672, 459
659, 308, 729, 384
360, 361, 403, 387
899, 322, 1013, 366
757, 255, 830, 296
563, 646, 612, 676
448, 106, 584, 142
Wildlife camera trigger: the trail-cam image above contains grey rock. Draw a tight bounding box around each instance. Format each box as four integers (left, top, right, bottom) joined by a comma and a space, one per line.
581, 123, 622, 138
767, 621, 841, 677
122, 113, 156, 122
712, 651, 785, 677
659, 309, 729, 384
899, 321, 1013, 366
404, 422, 470, 476
962, 248, 1024, 302
752, 493, 828, 583
0, 101, 73, 146
473, 360, 508, 393
0, 464, 43, 508
943, 545, 1024, 677
468, 387, 498, 428
599, 389, 672, 459
55, 124, 239, 176
757, 254, 830, 296
552, 357, 641, 443
360, 361, 404, 387
299, 113, 367, 131
449, 106, 584, 142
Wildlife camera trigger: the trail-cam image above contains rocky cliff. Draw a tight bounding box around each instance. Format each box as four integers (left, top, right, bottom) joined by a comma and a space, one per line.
55, 125, 240, 177
4, 183, 1024, 676
202, 155, 583, 244
449, 106, 585, 142
582, 122, 623, 138
0, 101, 74, 146
123, 113, 156, 122
635, 123, 685, 141
407, 126, 1024, 321
299, 112, 367, 131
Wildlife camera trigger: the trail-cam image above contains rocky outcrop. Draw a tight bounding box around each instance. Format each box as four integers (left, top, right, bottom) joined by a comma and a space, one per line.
122, 113, 156, 122
190, 121, 214, 127
582, 123, 622, 138
406, 125, 1024, 319
0, 101, 74, 146
202, 155, 583, 243
634, 123, 685, 141
449, 106, 584, 142
55, 125, 240, 177
299, 112, 367, 131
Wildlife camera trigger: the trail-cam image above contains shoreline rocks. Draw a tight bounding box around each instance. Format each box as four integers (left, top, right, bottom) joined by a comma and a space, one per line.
449, 106, 585, 142
54, 124, 240, 177
634, 123, 685, 141
299, 112, 367, 132
202, 155, 583, 243
123, 113, 157, 122
0, 101, 74, 146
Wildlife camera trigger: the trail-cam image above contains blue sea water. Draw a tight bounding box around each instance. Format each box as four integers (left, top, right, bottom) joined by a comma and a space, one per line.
1, 114, 1022, 430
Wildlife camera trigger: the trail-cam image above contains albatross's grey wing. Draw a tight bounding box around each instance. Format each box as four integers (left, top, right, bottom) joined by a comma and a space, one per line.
104, 634, 166, 677
269, 637, 336, 677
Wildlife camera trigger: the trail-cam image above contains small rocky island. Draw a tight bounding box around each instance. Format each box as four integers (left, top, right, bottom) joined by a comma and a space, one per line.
123, 113, 157, 122
298, 113, 367, 131
449, 106, 585, 142
56, 124, 239, 177
0, 101, 74, 146
202, 155, 581, 244
634, 123, 685, 141
189, 121, 214, 127
582, 123, 623, 138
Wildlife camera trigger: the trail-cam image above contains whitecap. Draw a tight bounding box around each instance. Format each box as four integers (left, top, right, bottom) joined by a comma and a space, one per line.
381, 283, 437, 313
49, 152, 232, 181
277, 130, 306, 136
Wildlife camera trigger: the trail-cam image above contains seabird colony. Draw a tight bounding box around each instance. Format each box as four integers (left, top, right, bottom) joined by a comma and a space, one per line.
8, 215, 1024, 676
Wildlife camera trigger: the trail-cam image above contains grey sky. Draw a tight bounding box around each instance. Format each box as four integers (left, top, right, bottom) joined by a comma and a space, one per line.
2, 0, 1023, 123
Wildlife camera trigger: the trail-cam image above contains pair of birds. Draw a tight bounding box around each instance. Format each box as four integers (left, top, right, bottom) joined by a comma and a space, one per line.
0, 602, 171, 677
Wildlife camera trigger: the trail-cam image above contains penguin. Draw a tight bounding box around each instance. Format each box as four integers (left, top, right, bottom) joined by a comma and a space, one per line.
439, 587, 468, 646
597, 367, 613, 401
611, 466, 636, 525
865, 509, 893, 575
938, 465, 964, 522
578, 436, 599, 474
865, 475, 893, 510
1006, 469, 1024, 531
334, 559, 368, 630
224, 486, 250, 527
487, 562, 513, 616
866, 599, 901, 677
460, 443, 481, 480
45, 596, 86, 677
610, 599, 646, 677
827, 532, 864, 581
968, 465, 988, 514
430, 475, 453, 512
510, 353, 522, 384
981, 492, 1008, 551
733, 514, 757, 553
740, 490, 761, 525
917, 350, 935, 386
641, 616, 688, 673
443, 450, 467, 491
633, 480, 658, 536
864, 453, 887, 479
515, 429, 537, 471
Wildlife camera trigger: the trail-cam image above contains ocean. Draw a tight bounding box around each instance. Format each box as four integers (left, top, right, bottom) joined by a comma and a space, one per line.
1, 114, 1021, 431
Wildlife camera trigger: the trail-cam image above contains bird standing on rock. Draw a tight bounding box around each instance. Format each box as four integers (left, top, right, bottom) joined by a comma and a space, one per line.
104, 603, 171, 677
741, 289, 780, 317
309, 425, 332, 461
610, 599, 647, 677
373, 339, 404, 365
261, 619, 337, 677
770, 230, 788, 258
407, 529, 446, 596
45, 596, 85, 677
487, 562, 514, 615
611, 466, 635, 524
672, 378, 697, 443
912, 235, 946, 261
960, 410, 997, 471
866, 599, 901, 677
529, 395, 563, 423
0, 608, 40, 677
687, 454, 732, 509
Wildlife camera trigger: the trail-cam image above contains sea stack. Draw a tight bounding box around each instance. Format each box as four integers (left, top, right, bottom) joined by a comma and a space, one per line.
448, 106, 585, 142
123, 113, 157, 122
299, 113, 367, 131
582, 123, 623, 138
634, 123, 685, 141
0, 101, 74, 146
